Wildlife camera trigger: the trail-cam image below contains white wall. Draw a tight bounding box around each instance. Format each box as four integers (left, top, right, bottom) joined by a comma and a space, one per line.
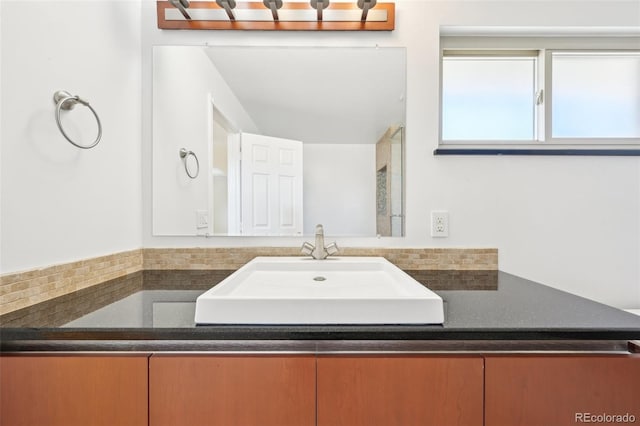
303, 144, 376, 236
152, 46, 257, 235
1, 0, 142, 274
142, 1, 640, 308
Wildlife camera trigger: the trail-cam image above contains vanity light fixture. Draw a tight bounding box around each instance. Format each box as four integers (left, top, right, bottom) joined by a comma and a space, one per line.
262, 0, 283, 21
168, 0, 192, 19
310, 0, 330, 21
357, 0, 376, 21
216, 0, 237, 20
156, 0, 395, 31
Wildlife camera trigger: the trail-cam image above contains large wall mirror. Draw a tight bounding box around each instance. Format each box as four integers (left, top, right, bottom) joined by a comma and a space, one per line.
152, 45, 406, 237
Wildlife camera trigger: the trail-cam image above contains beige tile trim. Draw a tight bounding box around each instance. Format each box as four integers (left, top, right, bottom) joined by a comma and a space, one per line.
0, 250, 143, 316
1, 247, 497, 316
143, 247, 498, 271
143, 247, 301, 271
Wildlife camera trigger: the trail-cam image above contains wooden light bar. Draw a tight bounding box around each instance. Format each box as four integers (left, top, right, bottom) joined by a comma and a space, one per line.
157, 1, 395, 31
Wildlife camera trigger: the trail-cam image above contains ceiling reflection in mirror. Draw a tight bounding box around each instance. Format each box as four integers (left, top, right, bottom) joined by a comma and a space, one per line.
152, 46, 406, 237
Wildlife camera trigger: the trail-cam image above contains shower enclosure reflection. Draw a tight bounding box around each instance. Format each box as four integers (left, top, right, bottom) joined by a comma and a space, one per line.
376, 125, 404, 237
152, 45, 406, 237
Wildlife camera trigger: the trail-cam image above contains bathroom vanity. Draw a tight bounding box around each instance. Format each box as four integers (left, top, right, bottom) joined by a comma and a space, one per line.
2, 270, 640, 426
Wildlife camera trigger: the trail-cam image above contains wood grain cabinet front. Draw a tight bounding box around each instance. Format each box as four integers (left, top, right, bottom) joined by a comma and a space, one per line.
0, 354, 149, 426
485, 355, 640, 426
5, 350, 638, 426
317, 355, 484, 426
149, 354, 316, 426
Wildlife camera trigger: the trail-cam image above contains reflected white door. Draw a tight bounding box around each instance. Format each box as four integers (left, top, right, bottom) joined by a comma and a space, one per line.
240, 132, 303, 236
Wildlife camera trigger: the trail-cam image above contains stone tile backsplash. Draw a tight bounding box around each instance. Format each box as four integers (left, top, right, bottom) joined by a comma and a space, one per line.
0, 250, 143, 316
1, 247, 497, 316
143, 247, 497, 271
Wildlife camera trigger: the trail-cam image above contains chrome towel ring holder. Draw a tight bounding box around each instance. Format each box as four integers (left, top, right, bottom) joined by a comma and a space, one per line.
53, 90, 102, 149
179, 148, 200, 179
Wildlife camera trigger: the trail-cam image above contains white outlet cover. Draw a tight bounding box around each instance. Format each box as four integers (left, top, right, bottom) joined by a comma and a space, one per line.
196, 210, 209, 229
431, 211, 449, 237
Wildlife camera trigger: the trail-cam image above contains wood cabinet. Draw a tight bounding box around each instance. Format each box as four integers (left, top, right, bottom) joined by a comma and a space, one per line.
485, 355, 640, 426
149, 354, 316, 426
4, 351, 639, 426
0, 354, 148, 426
317, 355, 484, 426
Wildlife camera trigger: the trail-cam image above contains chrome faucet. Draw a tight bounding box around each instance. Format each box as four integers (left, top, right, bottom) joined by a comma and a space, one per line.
301, 224, 339, 260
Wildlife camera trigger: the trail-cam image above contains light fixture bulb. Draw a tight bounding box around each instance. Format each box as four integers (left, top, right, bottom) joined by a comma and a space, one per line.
168, 0, 192, 19
263, 0, 283, 20
357, 0, 376, 9
310, 0, 330, 20
310, 0, 330, 10
216, 0, 237, 20
357, 0, 377, 21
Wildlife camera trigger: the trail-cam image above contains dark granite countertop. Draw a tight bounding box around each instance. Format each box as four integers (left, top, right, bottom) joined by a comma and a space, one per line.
2, 270, 640, 351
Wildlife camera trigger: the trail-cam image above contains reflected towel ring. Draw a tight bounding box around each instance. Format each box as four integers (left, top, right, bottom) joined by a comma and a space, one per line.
179, 148, 200, 179
53, 90, 102, 149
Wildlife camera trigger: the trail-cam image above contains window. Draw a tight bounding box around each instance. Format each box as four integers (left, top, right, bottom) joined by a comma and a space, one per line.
440, 38, 640, 148
442, 52, 538, 141
551, 52, 640, 139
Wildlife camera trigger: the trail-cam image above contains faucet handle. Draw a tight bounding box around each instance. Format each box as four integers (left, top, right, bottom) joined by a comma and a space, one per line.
301, 242, 315, 256
325, 242, 339, 256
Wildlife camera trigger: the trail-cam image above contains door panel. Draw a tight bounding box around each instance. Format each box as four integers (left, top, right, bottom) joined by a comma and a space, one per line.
240, 132, 303, 235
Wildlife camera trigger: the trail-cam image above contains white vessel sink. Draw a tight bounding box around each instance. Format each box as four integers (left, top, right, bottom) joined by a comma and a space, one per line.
195, 257, 444, 325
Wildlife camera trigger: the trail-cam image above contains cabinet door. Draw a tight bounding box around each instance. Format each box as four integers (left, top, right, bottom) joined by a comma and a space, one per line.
317, 355, 484, 426
149, 354, 315, 426
0, 354, 149, 426
485, 355, 640, 426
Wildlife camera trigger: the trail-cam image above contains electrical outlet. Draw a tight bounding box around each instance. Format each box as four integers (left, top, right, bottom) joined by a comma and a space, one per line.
431, 211, 449, 237
196, 210, 209, 229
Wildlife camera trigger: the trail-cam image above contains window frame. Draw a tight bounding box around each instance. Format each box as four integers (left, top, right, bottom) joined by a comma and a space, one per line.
439, 36, 640, 149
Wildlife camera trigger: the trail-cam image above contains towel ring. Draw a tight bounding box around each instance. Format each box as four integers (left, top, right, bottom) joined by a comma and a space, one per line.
179, 148, 200, 179
53, 90, 102, 149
